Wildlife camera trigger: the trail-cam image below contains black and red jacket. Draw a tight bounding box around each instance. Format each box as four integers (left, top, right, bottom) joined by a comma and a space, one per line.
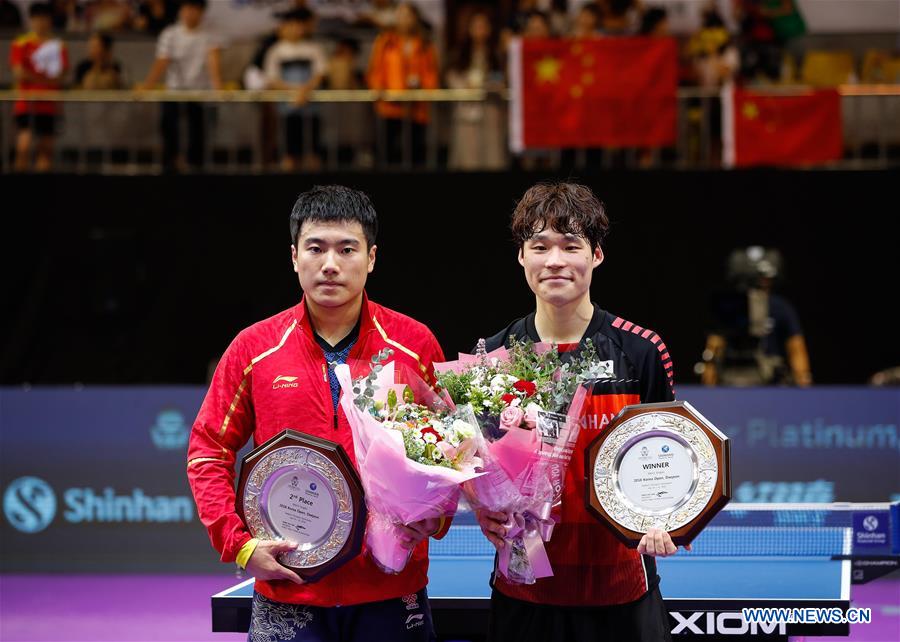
483, 303, 675, 606
187, 293, 446, 607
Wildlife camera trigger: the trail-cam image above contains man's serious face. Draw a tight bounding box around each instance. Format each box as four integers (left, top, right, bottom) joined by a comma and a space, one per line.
519, 229, 602, 307
292, 220, 376, 310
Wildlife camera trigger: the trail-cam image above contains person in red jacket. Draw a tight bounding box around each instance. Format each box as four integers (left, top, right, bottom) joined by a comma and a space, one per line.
476, 181, 689, 641
188, 185, 447, 641
10, 2, 69, 172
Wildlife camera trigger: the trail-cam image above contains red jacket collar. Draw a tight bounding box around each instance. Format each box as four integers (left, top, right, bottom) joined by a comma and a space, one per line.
293, 292, 377, 342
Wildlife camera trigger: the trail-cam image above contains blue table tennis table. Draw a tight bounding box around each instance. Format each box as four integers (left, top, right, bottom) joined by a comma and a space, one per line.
212, 503, 899, 641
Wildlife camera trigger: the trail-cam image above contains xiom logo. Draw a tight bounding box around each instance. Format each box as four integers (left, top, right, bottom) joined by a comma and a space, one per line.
3, 477, 56, 533
273, 375, 299, 390
671, 611, 787, 636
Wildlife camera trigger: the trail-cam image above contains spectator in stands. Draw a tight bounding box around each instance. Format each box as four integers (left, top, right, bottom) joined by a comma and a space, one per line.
323, 37, 369, 167
0, 0, 23, 30
447, 8, 505, 170
366, 2, 439, 167
133, 0, 177, 35
241, 1, 312, 168
83, 0, 131, 32
10, 2, 69, 172
75, 31, 122, 89
638, 6, 669, 36
687, 7, 739, 89
685, 6, 739, 164
504, 0, 540, 35
571, 3, 600, 38
48, 0, 82, 32
734, 0, 805, 82
263, 7, 327, 171
325, 37, 364, 90
522, 9, 552, 38
140, 0, 222, 172
599, 0, 639, 36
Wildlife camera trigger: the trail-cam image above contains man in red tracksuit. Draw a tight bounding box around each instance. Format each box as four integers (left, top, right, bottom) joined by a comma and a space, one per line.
477, 181, 688, 641
188, 185, 446, 641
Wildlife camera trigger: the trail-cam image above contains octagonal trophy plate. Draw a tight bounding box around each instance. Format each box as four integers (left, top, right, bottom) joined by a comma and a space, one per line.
586, 401, 730, 547
236, 430, 366, 582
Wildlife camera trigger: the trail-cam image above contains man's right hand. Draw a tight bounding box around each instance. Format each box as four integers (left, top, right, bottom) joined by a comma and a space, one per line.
475, 509, 509, 550
244, 540, 305, 584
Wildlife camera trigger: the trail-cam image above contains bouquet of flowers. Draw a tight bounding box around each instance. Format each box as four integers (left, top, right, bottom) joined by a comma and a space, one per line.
435, 338, 606, 584
335, 350, 482, 574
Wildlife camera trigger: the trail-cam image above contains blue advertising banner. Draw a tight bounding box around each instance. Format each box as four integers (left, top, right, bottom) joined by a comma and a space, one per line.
0, 387, 225, 572
678, 387, 900, 504
1, 386, 898, 572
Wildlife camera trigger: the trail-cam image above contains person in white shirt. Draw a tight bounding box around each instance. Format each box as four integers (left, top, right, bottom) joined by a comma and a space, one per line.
263, 7, 327, 171
140, 0, 222, 171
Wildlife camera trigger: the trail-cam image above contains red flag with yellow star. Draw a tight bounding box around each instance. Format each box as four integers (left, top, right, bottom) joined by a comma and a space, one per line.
509, 37, 677, 151
723, 87, 843, 167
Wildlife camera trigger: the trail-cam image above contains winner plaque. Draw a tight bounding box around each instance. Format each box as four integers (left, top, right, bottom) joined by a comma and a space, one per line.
236, 430, 366, 582
586, 401, 730, 547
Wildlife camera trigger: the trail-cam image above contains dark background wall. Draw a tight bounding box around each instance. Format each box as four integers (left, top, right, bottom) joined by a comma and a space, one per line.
3, 170, 898, 385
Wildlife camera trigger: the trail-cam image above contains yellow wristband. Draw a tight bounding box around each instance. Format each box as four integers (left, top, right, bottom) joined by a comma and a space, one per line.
236, 538, 260, 569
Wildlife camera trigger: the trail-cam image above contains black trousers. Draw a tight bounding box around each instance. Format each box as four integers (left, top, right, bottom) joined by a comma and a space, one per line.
488, 586, 673, 642
161, 102, 205, 169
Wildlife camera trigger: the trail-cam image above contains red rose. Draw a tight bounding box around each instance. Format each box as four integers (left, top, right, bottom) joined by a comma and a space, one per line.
501, 393, 517, 406
513, 380, 537, 397
420, 425, 443, 442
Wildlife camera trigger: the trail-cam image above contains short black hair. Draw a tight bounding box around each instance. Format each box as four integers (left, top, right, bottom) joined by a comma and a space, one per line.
608, 0, 635, 18
93, 31, 114, 50
336, 37, 360, 54
277, 7, 314, 23
29, 2, 53, 18
511, 181, 609, 251
579, 3, 600, 20
639, 7, 667, 34
290, 185, 378, 248
180, 0, 207, 10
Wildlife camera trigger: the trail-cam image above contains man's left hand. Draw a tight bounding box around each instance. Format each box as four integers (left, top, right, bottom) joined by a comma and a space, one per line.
637, 527, 692, 557
397, 518, 440, 550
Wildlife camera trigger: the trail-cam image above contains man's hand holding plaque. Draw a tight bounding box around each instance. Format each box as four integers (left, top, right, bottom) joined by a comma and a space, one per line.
586, 401, 731, 547
236, 430, 367, 583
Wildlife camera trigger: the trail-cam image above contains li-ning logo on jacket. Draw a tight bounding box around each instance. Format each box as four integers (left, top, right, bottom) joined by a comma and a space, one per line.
272, 375, 299, 390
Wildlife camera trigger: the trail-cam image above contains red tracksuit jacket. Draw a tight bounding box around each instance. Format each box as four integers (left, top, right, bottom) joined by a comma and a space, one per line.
187, 294, 445, 606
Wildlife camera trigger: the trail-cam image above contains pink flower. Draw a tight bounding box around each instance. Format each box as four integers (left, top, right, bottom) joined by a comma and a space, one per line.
523, 403, 541, 429
499, 405, 525, 431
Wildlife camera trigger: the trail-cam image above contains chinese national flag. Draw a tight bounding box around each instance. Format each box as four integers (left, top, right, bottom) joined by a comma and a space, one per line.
509, 37, 678, 151
723, 87, 843, 167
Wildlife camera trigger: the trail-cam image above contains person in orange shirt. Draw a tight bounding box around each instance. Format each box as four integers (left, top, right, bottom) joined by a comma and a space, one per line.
10, 2, 69, 172
366, 2, 438, 166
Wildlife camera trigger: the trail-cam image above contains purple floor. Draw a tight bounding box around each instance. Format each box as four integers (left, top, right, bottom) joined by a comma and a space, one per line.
0, 574, 246, 642
1, 574, 898, 642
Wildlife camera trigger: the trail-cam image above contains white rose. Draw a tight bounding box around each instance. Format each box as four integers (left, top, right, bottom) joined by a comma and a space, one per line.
430, 419, 445, 433
489, 374, 517, 391
452, 419, 476, 440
